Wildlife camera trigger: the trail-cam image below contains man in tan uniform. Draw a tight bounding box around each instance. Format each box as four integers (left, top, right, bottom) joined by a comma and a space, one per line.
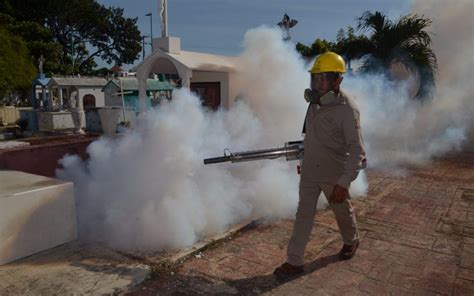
274, 52, 366, 278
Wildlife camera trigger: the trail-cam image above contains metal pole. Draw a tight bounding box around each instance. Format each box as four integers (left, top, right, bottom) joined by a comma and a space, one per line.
71, 35, 74, 75
142, 35, 147, 60
150, 14, 153, 52
119, 79, 127, 122
146, 13, 153, 52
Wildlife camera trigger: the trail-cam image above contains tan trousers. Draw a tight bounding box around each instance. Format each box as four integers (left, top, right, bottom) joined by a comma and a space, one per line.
287, 181, 359, 266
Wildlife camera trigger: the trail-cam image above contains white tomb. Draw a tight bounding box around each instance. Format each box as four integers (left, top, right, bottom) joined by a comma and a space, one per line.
0, 171, 77, 265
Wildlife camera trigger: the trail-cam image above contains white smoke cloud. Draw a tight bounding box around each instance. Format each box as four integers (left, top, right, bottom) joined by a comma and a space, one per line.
343, 0, 474, 168
58, 2, 473, 251
414, 0, 474, 148
57, 26, 368, 251
236, 27, 308, 143
60, 91, 258, 250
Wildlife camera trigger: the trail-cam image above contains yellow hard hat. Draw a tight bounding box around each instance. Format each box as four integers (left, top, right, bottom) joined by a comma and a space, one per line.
309, 52, 346, 74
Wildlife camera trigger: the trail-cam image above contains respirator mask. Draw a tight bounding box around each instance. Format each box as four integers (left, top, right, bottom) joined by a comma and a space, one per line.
304, 89, 337, 105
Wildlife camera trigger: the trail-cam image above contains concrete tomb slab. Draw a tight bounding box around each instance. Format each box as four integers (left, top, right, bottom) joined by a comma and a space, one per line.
0, 170, 77, 265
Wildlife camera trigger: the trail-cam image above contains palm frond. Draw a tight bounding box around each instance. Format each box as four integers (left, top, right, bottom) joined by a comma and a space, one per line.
355, 11, 437, 100
357, 11, 392, 35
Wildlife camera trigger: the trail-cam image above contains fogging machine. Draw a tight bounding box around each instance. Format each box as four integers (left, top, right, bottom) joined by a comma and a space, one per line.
203, 141, 304, 165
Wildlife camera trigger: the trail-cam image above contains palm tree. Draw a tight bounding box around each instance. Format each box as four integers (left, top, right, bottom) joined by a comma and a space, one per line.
335, 27, 371, 74
342, 11, 437, 100
295, 38, 336, 61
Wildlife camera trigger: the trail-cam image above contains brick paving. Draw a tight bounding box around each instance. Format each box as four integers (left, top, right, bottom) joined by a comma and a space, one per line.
129, 153, 474, 295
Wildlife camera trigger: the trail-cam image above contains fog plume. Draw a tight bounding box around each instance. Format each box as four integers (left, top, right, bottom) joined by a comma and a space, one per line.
345, 0, 474, 167
57, 0, 474, 251
58, 27, 366, 251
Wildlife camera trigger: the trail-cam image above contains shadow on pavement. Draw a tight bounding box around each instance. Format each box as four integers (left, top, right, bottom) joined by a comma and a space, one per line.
229, 254, 340, 294
129, 254, 340, 295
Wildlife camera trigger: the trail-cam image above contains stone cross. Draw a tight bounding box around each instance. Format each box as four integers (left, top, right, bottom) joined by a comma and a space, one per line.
278, 13, 298, 41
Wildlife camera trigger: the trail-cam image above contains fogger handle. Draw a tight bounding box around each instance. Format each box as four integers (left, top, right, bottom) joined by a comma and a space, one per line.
203, 156, 232, 165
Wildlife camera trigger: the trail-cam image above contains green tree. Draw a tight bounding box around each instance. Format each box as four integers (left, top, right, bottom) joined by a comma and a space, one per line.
89, 67, 113, 77
0, 27, 36, 104
295, 27, 369, 71
334, 26, 371, 72
296, 38, 337, 60
0, 13, 63, 76
0, 0, 141, 75
350, 11, 437, 99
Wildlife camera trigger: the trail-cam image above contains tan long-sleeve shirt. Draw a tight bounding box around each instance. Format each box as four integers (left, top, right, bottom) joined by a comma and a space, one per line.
301, 91, 366, 188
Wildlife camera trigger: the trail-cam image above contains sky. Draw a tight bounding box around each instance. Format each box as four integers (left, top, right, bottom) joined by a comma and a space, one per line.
97, 0, 411, 68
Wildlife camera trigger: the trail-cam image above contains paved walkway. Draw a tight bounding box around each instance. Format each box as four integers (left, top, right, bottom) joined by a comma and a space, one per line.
129, 152, 474, 295
0, 242, 150, 295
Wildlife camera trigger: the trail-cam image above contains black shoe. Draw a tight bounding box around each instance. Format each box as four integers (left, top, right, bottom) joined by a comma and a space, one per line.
273, 262, 304, 279
339, 240, 359, 260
